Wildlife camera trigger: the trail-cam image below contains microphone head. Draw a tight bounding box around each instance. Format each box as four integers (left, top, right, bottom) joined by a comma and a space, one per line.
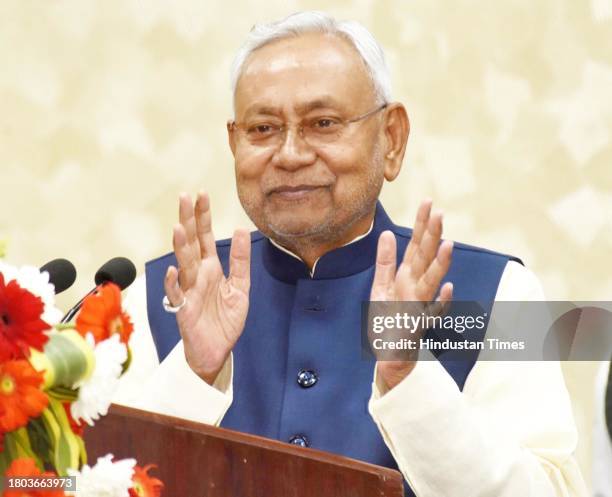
40, 258, 77, 294
95, 257, 137, 290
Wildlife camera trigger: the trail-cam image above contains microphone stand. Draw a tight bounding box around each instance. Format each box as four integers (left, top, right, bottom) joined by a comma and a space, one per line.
60, 285, 100, 324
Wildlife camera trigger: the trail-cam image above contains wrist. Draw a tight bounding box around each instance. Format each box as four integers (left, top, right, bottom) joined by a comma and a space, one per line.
377, 360, 417, 391
191, 361, 225, 385
198, 368, 222, 386
187, 351, 231, 386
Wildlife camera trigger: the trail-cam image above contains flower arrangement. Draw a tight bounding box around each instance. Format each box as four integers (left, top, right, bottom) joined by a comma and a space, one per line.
0, 256, 163, 497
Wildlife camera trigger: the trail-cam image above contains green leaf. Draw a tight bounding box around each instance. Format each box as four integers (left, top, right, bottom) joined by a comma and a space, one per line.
45, 398, 81, 475
40, 399, 81, 475
54, 323, 77, 331
31, 330, 95, 390
40, 408, 61, 470
122, 346, 133, 375
48, 386, 79, 402
28, 417, 53, 467
76, 434, 87, 467
0, 450, 10, 476
44, 332, 91, 387
1, 429, 42, 469
11, 428, 35, 460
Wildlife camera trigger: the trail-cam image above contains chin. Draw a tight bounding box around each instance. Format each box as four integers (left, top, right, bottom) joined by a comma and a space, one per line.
264, 204, 332, 235
267, 217, 330, 239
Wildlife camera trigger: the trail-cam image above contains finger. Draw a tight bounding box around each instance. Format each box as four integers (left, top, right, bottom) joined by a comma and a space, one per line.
422, 282, 453, 321
435, 282, 454, 317
164, 266, 185, 308
179, 193, 200, 257
415, 240, 453, 301
195, 191, 218, 260
228, 229, 251, 294
407, 211, 443, 279
403, 199, 432, 266
173, 224, 199, 289
371, 231, 397, 300
438, 281, 454, 304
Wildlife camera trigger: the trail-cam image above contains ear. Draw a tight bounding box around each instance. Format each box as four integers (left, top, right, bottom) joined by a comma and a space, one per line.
382, 103, 409, 182
227, 120, 237, 157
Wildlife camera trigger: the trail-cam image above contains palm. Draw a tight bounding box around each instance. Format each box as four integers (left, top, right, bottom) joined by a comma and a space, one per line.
164, 192, 251, 383
370, 200, 454, 389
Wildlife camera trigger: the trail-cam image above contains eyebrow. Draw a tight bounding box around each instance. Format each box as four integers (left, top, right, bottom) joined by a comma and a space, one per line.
242, 96, 344, 119
295, 97, 343, 114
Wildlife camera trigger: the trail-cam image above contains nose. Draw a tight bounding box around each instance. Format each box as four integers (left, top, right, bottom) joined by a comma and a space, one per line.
272, 125, 317, 171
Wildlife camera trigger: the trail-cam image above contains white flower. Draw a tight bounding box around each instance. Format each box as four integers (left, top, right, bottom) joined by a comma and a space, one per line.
0, 261, 63, 325
71, 334, 127, 426
67, 454, 135, 497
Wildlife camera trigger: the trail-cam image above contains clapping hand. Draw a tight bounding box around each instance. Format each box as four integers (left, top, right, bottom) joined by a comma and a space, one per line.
164, 192, 251, 385
370, 200, 454, 390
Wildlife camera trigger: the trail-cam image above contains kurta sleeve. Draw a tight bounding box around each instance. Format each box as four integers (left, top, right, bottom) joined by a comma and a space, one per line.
113, 274, 233, 426
368, 261, 588, 497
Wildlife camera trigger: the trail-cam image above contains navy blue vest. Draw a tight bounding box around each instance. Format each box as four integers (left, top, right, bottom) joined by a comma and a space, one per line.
145, 203, 520, 496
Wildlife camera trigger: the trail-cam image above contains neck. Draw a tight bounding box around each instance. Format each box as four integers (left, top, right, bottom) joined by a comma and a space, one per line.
271, 207, 376, 270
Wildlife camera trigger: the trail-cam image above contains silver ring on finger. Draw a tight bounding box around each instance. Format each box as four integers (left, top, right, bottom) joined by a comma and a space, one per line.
162, 295, 187, 313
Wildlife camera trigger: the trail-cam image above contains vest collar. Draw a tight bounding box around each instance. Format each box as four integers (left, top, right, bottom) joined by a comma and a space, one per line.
261, 202, 395, 283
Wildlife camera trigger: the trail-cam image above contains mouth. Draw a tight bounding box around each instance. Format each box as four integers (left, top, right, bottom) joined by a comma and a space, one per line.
267, 184, 330, 201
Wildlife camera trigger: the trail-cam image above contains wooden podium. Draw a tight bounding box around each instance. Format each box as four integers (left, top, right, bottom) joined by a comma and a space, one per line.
85, 404, 404, 496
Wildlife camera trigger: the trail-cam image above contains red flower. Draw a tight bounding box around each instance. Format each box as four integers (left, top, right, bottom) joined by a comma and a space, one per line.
3, 458, 66, 497
0, 273, 49, 362
0, 360, 48, 433
62, 401, 84, 437
129, 464, 164, 497
76, 283, 133, 344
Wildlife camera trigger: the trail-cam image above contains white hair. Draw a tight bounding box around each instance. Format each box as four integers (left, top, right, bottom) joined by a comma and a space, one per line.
230, 11, 392, 105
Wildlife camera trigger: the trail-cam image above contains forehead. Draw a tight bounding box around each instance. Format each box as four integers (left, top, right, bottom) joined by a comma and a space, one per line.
234, 32, 377, 117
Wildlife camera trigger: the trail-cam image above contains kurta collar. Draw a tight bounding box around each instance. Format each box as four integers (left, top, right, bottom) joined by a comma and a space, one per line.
269, 221, 374, 277
261, 202, 396, 283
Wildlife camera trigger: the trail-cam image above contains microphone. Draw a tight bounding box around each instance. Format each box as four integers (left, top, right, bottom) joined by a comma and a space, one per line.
94, 257, 137, 290
61, 257, 137, 324
40, 258, 77, 294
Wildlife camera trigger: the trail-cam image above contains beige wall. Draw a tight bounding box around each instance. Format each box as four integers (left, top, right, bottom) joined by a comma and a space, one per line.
1, 0, 611, 488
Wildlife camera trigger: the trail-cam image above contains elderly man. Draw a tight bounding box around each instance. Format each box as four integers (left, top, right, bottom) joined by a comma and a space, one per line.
129, 11, 585, 497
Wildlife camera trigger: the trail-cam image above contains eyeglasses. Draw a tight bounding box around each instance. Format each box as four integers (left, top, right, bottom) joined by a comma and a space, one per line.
229, 103, 388, 148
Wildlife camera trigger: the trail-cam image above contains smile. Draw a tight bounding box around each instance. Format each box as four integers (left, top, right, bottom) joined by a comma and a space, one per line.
268, 184, 330, 200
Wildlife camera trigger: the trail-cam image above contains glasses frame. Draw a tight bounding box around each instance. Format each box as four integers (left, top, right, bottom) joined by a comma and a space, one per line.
229, 102, 388, 147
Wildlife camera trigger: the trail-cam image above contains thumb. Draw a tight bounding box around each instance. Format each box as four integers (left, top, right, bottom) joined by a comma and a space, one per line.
371, 231, 396, 301
228, 229, 251, 293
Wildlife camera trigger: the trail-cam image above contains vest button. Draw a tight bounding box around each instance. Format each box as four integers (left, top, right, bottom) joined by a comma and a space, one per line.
288, 435, 309, 447
297, 369, 318, 388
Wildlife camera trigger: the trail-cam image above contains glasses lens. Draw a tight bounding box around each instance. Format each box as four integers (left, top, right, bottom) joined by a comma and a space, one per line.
302, 117, 345, 147
244, 122, 282, 145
